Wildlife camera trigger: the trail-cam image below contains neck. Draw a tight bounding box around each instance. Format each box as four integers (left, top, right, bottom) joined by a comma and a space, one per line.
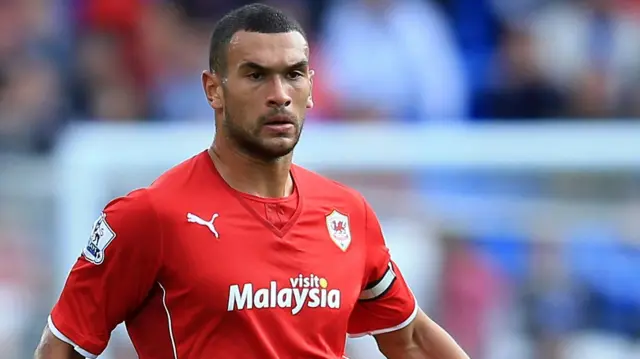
209, 139, 294, 198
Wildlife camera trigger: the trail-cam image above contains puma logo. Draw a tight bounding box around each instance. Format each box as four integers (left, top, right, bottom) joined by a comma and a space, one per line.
187, 213, 220, 239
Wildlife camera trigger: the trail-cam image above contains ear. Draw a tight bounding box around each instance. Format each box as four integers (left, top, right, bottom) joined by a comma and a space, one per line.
202, 70, 224, 110
306, 69, 315, 109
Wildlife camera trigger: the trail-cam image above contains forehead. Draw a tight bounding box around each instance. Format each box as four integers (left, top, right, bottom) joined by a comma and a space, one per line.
227, 31, 308, 68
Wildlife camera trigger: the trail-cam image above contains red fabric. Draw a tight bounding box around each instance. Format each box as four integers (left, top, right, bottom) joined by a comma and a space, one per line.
239, 187, 299, 230
50, 151, 415, 358
78, 0, 152, 92
81, 0, 145, 32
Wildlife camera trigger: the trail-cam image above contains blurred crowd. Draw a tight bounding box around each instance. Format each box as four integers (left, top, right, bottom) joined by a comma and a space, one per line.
3, 1, 640, 359
3, 0, 640, 153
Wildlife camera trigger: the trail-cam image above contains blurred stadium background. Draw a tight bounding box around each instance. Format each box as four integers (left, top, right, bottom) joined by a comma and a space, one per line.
3, 0, 640, 358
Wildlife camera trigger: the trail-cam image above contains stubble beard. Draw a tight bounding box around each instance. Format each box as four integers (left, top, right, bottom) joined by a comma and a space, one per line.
222, 107, 303, 163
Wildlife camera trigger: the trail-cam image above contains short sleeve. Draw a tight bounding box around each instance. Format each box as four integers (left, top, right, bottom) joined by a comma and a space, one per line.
48, 189, 163, 358
347, 199, 417, 337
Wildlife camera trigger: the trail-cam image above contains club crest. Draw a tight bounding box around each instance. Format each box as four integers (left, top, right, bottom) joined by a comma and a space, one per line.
326, 210, 351, 251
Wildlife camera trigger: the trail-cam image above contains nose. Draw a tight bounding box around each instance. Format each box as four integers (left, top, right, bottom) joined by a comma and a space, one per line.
266, 76, 292, 108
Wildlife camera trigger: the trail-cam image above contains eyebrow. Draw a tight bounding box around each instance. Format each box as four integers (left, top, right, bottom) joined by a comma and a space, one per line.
239, 60, 309, 72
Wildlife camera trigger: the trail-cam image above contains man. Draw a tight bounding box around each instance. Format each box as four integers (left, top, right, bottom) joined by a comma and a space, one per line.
35, 4, 470, 359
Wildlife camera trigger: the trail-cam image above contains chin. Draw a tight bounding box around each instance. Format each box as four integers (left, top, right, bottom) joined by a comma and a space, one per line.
259, 138, 297, 159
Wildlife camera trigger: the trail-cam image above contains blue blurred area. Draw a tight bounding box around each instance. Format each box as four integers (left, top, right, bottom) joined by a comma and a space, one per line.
4, 0, 640, 153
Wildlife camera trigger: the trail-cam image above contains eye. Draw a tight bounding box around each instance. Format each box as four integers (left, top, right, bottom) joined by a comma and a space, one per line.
247, 72, 264, 81
287, 71, 304, 80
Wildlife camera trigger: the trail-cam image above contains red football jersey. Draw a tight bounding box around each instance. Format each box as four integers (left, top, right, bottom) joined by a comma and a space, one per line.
49, 151, 417, 359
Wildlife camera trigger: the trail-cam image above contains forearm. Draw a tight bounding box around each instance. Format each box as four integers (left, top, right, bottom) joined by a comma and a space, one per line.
34, 325, 84, 359
403, 315, 469, 359
376, 311, 470, 359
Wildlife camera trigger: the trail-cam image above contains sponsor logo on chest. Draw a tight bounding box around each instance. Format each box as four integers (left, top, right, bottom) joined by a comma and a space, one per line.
228, 274, 341, 315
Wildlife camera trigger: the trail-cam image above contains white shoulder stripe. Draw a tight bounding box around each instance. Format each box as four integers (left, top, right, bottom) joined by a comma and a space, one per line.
47, 315, 98, 359
359, 262, 396, 300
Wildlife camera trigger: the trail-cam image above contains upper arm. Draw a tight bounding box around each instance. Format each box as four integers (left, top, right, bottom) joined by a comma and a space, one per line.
47, 189, 163, 358
347, 198, 417, 337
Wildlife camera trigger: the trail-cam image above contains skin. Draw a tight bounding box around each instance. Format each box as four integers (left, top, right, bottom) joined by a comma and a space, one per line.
202, 30, 314, 199
34, 325, 83, 359
34, 30, 469, 359
375, 310, 470, 359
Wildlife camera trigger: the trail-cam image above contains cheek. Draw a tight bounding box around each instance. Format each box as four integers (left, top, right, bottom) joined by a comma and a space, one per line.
227, 100, 259, 130
224, 91, 247, 115
292, 87, 311, 107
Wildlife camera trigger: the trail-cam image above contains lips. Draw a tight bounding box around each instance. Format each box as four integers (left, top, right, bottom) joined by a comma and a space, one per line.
263, 115, 295, 126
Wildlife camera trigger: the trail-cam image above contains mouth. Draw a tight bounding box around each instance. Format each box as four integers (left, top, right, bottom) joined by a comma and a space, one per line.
262, 115, 297, 134
263, 115, 296, 126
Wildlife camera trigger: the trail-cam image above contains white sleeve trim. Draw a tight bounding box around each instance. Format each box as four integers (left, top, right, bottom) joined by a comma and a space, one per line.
47, 315, 98, 359
347, 297, 419, 338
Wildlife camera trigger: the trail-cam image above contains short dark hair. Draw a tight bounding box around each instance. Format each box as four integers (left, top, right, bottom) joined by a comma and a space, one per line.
208, 3, 306, 75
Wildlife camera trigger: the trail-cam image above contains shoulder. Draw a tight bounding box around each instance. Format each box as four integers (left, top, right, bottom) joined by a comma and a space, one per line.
147, 151, 208, 192
143, 150, 226, 206
293, 165, 366, 211
103, 188, 154, 217
103, 151, 210, 221
84, 188, 159, 265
